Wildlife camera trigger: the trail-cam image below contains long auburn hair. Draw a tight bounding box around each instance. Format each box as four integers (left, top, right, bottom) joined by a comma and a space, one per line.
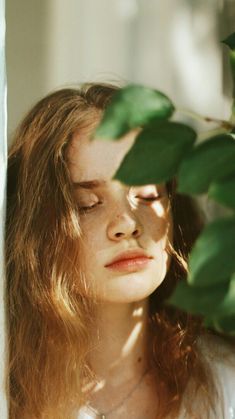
6, 83, 226, 419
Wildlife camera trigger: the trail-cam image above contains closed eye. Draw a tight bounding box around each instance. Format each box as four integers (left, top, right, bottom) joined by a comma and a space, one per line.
78, 195, 161, 213
78, 201, 103, 213
136, 195, 161, 202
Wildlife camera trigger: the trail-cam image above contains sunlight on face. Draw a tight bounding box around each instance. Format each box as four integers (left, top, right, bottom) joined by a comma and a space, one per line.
67, 126, 173, 303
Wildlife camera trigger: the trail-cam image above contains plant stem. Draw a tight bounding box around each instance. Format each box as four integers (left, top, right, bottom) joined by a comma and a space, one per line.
177, 108, 235, 130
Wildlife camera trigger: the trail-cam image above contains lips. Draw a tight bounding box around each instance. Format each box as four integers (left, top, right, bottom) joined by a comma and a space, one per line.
105, 249, 153, 268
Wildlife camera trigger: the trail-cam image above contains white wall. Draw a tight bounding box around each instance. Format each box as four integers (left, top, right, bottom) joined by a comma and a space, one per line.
0, 0, 8, 416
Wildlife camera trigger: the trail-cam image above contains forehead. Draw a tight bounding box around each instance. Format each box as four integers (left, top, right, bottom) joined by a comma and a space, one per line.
67, 129, 138, 183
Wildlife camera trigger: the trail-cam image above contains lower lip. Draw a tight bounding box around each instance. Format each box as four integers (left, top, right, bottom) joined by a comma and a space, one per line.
105, 257, 152, 272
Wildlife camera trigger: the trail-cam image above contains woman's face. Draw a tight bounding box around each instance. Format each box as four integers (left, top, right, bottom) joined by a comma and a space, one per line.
67, 125, 173, 303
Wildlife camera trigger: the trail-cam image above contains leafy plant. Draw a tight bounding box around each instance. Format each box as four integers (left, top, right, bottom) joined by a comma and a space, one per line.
94, 33, 235, 335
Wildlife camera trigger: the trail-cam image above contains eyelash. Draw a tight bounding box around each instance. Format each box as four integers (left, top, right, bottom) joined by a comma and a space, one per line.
78, 195, 160, 213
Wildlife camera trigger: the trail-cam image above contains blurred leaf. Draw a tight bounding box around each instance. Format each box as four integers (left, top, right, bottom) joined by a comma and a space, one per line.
204, 314, 235, 335
166, 280, 229, 316
208, 173, 235, 210
95, 85, 175, 139
188, 216, 235, 287
177, 134, 235, 195
213, 274, 235, 317
114, 121, 196, 185
222, 33, 235, 50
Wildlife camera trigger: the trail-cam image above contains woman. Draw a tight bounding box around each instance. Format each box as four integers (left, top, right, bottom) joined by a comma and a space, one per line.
6, 83, 235, 419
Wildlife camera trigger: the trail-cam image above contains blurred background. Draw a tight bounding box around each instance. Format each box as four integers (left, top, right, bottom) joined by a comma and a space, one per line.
6, 0, 235, 136
5, 0, 235, 220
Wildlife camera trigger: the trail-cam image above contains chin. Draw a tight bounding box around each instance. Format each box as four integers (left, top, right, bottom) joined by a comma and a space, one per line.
98, 276, 166, 304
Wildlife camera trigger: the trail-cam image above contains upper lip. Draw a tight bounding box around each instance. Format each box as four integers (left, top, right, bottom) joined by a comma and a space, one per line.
105, 249, 153, 267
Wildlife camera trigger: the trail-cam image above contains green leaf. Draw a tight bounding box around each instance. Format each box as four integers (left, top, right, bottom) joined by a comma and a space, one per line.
95, 85, 175, 139
113, 121, 196, 185
188, 216, 235, 287
222, 33, 235, 50
197, 273, 235, 334
208, 173, 235, 210
166, 280, 229, 316
204, 314, 235, 335
177, 134, 235, 195
213, 274, 235, 317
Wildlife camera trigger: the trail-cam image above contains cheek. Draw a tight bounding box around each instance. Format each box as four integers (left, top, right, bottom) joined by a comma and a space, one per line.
79, 214, 106, 253
139, 202, 173, 245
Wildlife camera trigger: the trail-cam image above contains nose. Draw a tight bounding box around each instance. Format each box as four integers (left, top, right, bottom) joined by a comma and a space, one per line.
107, 213, 143, 241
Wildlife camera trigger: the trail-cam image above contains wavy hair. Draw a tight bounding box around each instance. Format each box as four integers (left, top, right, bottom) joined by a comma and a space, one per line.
6, 83, 226, 418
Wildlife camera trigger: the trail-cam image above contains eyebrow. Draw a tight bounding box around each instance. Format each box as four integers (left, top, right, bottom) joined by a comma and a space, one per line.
72, 179, 107, 189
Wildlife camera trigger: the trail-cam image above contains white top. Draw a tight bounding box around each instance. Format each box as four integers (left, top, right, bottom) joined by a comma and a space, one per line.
217, 360, 235, 419
199, 334, 235, 419
77, 335, 235, 419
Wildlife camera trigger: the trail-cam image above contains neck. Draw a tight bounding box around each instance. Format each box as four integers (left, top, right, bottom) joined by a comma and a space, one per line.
85, 298, 151, 390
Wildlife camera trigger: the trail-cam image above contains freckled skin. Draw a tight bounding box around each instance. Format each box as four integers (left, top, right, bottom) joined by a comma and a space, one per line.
67, 127, 173, 303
